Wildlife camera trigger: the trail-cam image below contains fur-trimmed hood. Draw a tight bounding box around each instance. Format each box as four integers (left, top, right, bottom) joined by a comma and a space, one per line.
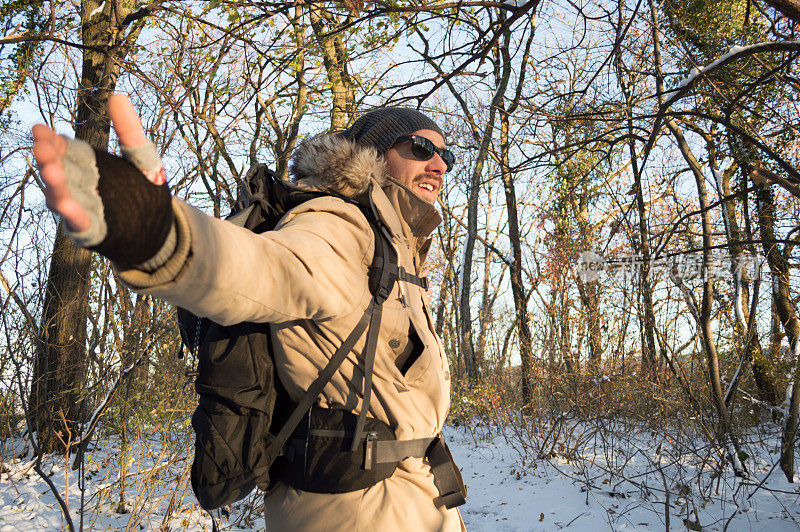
288, 131, 442, 254
289, 133, 386, 198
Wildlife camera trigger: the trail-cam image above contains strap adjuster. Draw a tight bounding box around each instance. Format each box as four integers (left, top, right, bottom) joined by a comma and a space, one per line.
427, 434, 468, 509
397, 267, 429, 291
420, 276, 429, 291
363, 431, 378, 470
375, 285, 392, 304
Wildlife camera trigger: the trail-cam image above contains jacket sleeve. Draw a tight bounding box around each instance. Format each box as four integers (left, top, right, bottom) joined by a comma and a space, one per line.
115, 195, 375, 325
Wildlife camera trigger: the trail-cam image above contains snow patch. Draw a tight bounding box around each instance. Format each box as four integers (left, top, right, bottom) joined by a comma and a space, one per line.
89, 1, 106, 20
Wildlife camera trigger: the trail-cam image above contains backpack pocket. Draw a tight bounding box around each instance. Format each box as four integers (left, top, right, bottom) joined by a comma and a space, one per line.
190, 322, 280, 510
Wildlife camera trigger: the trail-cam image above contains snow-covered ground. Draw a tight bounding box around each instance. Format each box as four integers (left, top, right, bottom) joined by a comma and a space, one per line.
448, 422, 800, 531
2, 420, 799, 531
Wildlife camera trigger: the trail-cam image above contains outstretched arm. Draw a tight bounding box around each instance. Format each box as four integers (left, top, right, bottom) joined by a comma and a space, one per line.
33, 95, 374, 325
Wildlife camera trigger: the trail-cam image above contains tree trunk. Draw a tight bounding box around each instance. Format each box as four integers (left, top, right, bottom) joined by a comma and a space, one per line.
763, 0, 800, 23
495, 14, 537, 401
624, 119, 659, 374
649, 2, 745, 475
458, 179, 480, 381
29, 0, 144, 453
31, 227, 95, 451
500, 107, 534, 403
560, 293, 574, 375
576, 278, 602, 373
757, 186, 800, 481
616, 1, 659, 377
718, 163, 780, 405
476, 196, 495, 363
307, 3, 354, 130
457, 21, 516, 382
667, 118, 746, 476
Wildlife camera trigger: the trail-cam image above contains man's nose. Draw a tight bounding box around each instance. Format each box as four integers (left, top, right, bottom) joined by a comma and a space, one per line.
425, 153, 447, 175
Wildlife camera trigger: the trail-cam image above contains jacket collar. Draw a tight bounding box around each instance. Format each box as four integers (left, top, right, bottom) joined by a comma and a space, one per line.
375, 177, 441, 259
291, 134, 442, 259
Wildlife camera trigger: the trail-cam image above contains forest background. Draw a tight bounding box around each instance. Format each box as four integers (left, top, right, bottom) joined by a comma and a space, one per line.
1, 0, 800, 529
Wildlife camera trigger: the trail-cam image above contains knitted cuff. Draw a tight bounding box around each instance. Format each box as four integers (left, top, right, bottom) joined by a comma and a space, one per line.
133, 222, 177, 272
61, 138, 108, 247
121, 141, 167, 185
114, 197, 192, 290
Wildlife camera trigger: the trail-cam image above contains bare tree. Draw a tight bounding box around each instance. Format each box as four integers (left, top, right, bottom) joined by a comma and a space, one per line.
30, 0, 149, 453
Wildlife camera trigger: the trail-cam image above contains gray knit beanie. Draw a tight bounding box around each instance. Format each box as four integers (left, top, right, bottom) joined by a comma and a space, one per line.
341, 107, 444, 155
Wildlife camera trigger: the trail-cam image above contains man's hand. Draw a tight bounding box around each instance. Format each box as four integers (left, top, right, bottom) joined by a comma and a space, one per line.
32, 95, 160, 231
32, 94, 175, 268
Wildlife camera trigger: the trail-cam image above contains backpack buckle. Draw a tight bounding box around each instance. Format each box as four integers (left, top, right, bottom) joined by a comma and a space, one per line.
420, 276, 429, 291
374, 285, 392, 304
363, 431, 378, 470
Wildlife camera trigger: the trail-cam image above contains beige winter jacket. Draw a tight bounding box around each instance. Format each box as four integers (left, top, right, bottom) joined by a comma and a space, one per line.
117, 135, 465, 531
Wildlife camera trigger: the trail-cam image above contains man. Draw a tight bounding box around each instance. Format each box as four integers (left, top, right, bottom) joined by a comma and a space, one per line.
33, 96, 465, 531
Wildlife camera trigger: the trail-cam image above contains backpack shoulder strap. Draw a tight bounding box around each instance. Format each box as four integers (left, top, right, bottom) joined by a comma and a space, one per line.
271, 207, 399, 456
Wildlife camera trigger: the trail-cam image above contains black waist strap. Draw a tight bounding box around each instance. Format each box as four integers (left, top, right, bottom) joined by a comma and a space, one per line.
427, 434, 468, 509
283, 431, 467, 509
369, 433, 467, 509
372, 437, 434, 464
286, 434, 434, 464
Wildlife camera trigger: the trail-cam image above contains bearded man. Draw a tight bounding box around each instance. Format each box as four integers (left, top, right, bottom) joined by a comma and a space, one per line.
33, 96, 466, 531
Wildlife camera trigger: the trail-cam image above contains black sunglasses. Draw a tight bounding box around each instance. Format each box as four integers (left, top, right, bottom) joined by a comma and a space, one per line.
393, 135, 455, 172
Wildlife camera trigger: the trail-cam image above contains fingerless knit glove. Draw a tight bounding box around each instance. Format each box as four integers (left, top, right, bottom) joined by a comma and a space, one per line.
62, 137, 175, 269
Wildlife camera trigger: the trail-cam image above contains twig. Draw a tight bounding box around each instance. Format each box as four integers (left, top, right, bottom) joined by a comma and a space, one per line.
564, 512, 586, 527
71, 350, 148, 470
3, 312, 76, 532
438, 202, 514, 268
